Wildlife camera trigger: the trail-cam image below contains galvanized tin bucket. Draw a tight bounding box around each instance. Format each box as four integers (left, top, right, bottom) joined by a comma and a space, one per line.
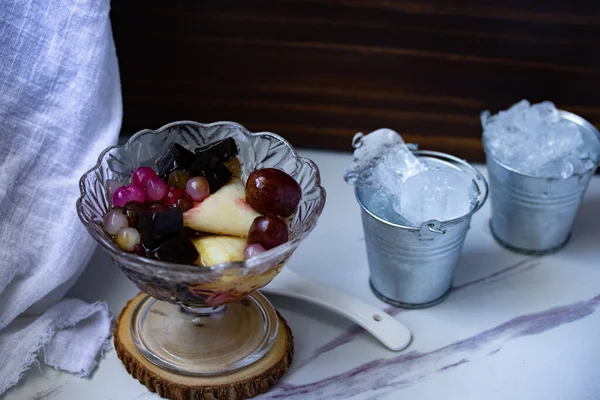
356, 151, 489, 308
484, 111, 600, 255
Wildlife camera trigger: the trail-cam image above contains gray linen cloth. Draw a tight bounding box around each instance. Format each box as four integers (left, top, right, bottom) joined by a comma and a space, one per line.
0, 0, 121, 393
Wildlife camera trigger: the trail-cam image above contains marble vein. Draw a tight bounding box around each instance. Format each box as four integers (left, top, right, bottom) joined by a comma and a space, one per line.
31, 385, 63, 400
297, 258, 540, 368
267, 293, 600, 399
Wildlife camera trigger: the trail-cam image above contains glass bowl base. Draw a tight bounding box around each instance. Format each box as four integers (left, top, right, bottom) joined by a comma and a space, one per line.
130, 292, 279, 376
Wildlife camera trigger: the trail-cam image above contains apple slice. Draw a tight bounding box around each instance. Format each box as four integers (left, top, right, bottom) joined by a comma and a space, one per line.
191, 235, 246, 267
183, 178, 261, 237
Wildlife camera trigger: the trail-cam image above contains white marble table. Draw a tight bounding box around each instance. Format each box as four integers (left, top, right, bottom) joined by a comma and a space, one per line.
5, 150, 600, 400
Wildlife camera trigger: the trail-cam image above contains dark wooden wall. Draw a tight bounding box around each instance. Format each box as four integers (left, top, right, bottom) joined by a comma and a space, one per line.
111, 1, 600, 161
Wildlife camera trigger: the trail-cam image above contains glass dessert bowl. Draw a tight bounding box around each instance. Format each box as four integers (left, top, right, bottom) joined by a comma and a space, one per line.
77, 121, 326, 375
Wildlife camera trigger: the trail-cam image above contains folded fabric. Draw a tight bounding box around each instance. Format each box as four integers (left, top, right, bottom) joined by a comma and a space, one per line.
0, 299, 112, 393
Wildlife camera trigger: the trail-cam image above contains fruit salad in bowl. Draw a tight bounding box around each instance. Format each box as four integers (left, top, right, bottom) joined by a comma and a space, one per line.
76, 121, 325, 375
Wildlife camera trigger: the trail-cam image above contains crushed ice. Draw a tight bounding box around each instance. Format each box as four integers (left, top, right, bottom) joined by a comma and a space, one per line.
481, 100, 600, 179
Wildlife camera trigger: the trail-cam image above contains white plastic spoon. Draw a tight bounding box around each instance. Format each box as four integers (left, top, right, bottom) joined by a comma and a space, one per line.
262, 267, 412, 351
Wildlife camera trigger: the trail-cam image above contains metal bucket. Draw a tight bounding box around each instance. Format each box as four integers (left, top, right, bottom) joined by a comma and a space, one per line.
356, 151, 489, 308
484, 111, 600, 255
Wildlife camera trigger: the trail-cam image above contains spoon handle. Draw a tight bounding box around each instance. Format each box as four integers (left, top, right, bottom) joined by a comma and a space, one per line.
263, 268, 412, 351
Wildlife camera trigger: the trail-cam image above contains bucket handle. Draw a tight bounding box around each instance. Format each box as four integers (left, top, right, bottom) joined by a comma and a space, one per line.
352, 132, 364, 148
419, 220, 446, 240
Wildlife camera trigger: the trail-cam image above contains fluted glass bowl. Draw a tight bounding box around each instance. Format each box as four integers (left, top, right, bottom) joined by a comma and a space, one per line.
76, 121, 326, 375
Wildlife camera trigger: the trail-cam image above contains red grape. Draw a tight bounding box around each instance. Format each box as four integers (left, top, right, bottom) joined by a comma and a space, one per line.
245, 168, 301, 217
247, 215, 288, 250
133, 243, 146, 256
145, 176, 167, 202
112, 184, 146, 207
185, 176, 210, 202
163, 186, 184, 207
132, 167, 157, 187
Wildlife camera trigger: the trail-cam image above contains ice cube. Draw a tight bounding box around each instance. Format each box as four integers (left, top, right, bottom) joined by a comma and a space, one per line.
359, 187, 412, 226
482, 100, 599, 178
344, 128, 424, 188
346, 129, 476, 226
395, 164, 475, 226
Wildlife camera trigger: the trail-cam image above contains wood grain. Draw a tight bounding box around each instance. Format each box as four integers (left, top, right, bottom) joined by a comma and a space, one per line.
110, 0, 600, 161
114, 293, 294, 400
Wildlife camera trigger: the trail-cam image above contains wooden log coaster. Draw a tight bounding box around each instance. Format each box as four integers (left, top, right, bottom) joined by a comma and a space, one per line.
114, 293, 294, 400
